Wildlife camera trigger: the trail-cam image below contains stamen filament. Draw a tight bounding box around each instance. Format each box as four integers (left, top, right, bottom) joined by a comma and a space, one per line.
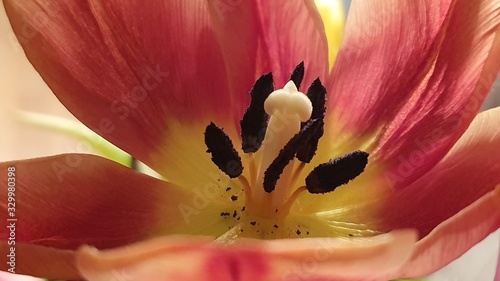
271, 160, 296, 209
290, 161, 305, 188
247, 153, 256, 186
278, 186, 306, 217
238, 175, 253, 206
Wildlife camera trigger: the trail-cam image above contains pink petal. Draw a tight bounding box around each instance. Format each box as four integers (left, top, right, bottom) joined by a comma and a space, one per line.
3, 0, 235, 178
391, 186, 500, 278
378, 107, 500, 238
293, 107, 500, 272
252, 0, 328, 87
0, 154, 193, 250
327, 0, 500, 188
0, 243, 77, 280
206, 0, 329, 124
76, 230, 417, 281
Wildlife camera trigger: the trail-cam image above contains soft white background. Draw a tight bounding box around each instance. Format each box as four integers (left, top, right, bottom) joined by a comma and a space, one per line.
0, 1, 498, 280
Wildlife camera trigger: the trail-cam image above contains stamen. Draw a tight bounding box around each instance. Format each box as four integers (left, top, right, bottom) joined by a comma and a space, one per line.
305, 150, 369, 194
204, 64, 370, 221
263, 119, 322, 193
290, 162, 305, 188
290, 61, 305, 89
240, 73, 274, 153
204, 123, 243, 178
306, 78, 327, 120
247, 153, 256, 185
297, 78, 327, 163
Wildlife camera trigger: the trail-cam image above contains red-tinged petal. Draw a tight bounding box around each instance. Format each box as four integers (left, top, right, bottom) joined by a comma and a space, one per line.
0, 243, 78, 280
0, 154, 196, 251
206, 0, 328, 122
377, 107, 500, 238
388, 187, 500, 279
326, 0, 500, 188
75, 230, 417, 281
3, 0, 234, 177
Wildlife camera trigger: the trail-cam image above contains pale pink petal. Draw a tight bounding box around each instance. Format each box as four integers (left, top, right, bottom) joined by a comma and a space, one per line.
76, 230, 417, 281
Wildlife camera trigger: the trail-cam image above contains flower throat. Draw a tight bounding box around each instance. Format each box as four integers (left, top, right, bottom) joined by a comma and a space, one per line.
204, 62, 369, 219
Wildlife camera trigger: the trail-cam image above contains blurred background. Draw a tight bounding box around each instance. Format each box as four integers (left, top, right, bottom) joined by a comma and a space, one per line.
0, 1, 498, 280
0, 5, 87, 161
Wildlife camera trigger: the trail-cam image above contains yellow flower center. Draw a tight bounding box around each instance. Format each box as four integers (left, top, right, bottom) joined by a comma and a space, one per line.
204, 63, 369, 239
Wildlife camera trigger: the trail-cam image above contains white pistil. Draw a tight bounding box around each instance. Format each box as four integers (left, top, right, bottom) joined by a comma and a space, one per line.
251, 81, 312, 217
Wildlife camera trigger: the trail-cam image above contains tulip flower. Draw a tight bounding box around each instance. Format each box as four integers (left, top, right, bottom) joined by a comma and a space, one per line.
1, 0, 500, 280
